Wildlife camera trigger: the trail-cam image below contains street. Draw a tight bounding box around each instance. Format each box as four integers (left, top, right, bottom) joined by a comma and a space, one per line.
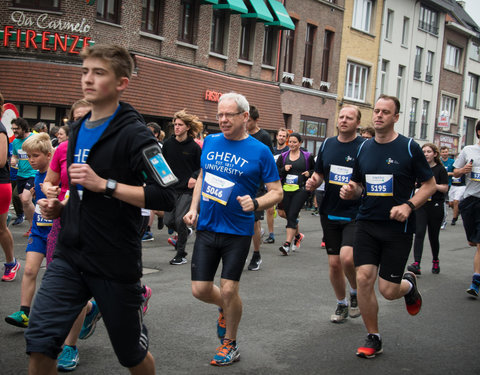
0, 209, 479, 374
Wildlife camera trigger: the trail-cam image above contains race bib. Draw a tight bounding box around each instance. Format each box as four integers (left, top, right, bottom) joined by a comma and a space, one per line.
366, 174, 393, 196
471, 168, 480, 182
34, 204, 53, 227
285, 174, 299, 185
201, 172, 235, 206
17, 149, 28, 160
452, 177, 461, 184
329, 165, 353, 185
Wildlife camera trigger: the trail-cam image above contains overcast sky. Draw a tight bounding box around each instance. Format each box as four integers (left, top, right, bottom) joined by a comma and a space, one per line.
463, 0, 480, 28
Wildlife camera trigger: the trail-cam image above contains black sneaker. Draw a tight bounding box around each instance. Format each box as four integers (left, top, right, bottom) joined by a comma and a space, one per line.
451, 218, 457, 226
330, 303, 348, 323
279, 242, 290, 256
263, 236, 275, 244
356, 334, 383, 358
157, 217, 164, 230
407, 261, 421, 275
432, 260, 440, 274
349, 294, 360, 318
170, 255, 187, 265
403, 272, 422, 315
247, 254, 262, 271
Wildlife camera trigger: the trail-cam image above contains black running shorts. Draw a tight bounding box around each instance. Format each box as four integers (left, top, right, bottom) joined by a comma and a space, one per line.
320, 215, 356, 255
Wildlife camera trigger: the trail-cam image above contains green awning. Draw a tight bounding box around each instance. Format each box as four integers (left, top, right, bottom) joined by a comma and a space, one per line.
242, 0, 274, 22
265, 0, 295, 30
213, 0, 248, 14
201, 0, 218, 4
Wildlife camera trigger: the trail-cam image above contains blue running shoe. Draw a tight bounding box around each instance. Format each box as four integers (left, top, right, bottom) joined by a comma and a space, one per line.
12, 214, 24, 226
217, 308, 226, 341
142, 231, 154, 242
79, 300, 102, 340
210, 339, 240, 366
57, 345, 79, 371
467, 280, 479, 297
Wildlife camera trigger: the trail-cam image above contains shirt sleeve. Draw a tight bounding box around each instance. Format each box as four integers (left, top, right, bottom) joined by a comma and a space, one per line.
453, 149, 467, 169
411, 142, 433, 183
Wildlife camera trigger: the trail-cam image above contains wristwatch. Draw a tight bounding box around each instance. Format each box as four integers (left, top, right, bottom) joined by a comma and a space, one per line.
104, 179, 117, 198
253, 199, 259, 211
405, 201, 416, 211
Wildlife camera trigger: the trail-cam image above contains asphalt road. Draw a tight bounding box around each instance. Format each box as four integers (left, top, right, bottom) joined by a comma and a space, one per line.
1, 208, 479, 374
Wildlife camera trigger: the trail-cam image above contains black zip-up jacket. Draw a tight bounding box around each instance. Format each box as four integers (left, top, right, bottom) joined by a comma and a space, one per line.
55, 102, 175, 283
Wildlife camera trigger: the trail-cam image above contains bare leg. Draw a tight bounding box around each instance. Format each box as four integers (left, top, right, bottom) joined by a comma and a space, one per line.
28, 353, 56, 375
20, 252, 45, 307
0, 212, 14, 263
129, 351, 155, 375
356, 265, 379, 333
328, 254, 346, 300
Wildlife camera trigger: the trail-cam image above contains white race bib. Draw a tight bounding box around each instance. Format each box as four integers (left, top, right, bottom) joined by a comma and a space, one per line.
329, 165, 353, 185
366, 174, 394, 196
201, 172, 235, 206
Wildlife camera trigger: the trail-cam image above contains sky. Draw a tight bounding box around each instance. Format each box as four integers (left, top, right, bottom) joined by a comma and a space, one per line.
463, 0, 480, 28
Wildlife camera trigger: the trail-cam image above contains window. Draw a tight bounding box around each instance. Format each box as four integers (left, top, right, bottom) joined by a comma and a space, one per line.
396, 65, 405, 99
414, 47, 423, 79
283, 26, 295, 78
409, 98, 417, 138
179, 0, 195, 44
320, 30, 334, 90
12, 0, 59, 10
299, 116, 327, 155
303, 24, 316, 85
445, 44, 462, 72
345, 62, 369, 101
239, 18, 254, 60
262, 26, 277, 66
469, 42, 480, 62
466, 74, 479, 109
380, 59, 389, 94
353, 0, 373, 33
211, 9, 226, 54
401, 17, 409, 46
441, 95, 457, 124
97, 0, 121, 24
464, 117, 476, 146
425, 51, 434, 83
419, 5, 438, 35
421, 100, 429, 139
142, 0, 163, 34
385, 9, 394, 40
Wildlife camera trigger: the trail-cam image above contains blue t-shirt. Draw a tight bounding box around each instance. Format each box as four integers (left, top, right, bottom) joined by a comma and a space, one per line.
315, 136, 365, 220
197, 134, 279, 236
29, 170, 52, 239
351, 134, 433, 233
441, 157, 455, 186
12, 134, 37, 179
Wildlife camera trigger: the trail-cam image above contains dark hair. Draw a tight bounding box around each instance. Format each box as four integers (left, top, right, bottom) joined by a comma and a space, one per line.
50, 126, 59, 138
360, 126, 375, 137
147, 122, 161, 138
69, 99, 91, 122
422, 143, 441, 165
80, 44, 134, 79
476, 120, 480, 139
59, 125, 69, 137
289, 132, 302, 143
33, 122, 48, 132
377, 94, 401, 114
440, 146, 449, 151
12, 117, 29, 132
249, 105, 259, 121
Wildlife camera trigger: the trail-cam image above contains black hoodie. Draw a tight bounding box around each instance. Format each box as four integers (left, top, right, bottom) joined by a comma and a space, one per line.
55, 102, 174, 283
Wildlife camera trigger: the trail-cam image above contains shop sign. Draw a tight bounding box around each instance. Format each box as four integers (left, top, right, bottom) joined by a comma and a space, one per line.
437, 113, 450, 129
205, 90, 223, 103
1, 11, 94, 54
434, 133, 458, 154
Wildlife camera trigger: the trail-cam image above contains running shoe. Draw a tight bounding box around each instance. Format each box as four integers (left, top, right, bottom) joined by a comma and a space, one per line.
263, 235, 275, 244
279, 242, 290, 256
217, 308, 226, 340
170, 255, 187, 265
432, 260, 440, 274
466, 279, 480, 297
12, 214, 24, 225
6, 213, 13, 226
79, 300, 102, 340
23, 227, 32, 237
349, 294, 361, 318
331, 303, 348, 323
5, 310, 29, 328
142, 231, 154, 242
403, 272, 422, 315
247, 254, 262, 271
451, 218, 457, 226
188, 227, 194, 237
356, 334, 383, 359
157, 216, 164, 230
321, 241, 326, 248
311, 208, 319, 216
168, 235, 178, 247
407, 261, 421, 275
2, 259, 20, 282
292, 233, 304, 251
142, 285, 152, 316
57, 345, 79, 371
210, 339, 240, 366
260, 227, 265, 237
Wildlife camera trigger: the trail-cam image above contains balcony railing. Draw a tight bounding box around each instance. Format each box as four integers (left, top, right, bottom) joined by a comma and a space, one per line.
414, 70, 422, 80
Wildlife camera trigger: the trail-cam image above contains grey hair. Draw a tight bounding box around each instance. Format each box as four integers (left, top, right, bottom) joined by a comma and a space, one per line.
218, 92, 250, 114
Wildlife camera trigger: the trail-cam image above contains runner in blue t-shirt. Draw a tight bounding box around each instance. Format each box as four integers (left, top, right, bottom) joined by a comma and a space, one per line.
184, 93, 282, 366
306, 105, 365, 324
440, 146, 455, 228
340, 95, 436, 359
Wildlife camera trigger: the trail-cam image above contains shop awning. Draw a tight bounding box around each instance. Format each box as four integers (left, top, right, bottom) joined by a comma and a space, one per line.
213, 0, 248, 14
242, 0, 274, 22
265, 0, 295, 30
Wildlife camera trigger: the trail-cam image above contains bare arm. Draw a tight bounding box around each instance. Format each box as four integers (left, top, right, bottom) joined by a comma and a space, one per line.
340, 180, 363, 200
0, 133, 7, 168
305, 172, 324, 191
237, 180, 283, 212
42, 168, 62, 198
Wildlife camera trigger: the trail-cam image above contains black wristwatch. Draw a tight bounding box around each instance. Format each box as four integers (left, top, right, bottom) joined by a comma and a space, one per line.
405, 201, 416, 211
104, 179, 117, 198
252, 199, 259, 211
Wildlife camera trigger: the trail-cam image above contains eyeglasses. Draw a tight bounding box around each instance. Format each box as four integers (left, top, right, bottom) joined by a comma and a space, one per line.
11, 127, 19, 130
215, 112, 243, 120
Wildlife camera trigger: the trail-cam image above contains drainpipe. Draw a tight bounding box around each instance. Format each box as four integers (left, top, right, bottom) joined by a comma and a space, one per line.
274, 0, 286, 82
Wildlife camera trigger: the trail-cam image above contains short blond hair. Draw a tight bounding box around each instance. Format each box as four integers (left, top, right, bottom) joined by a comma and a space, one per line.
22, 133, 53, 155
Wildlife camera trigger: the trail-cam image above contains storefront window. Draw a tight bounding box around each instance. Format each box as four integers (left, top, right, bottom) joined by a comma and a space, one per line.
12, 0, 60, 10
299, 116, 327, 155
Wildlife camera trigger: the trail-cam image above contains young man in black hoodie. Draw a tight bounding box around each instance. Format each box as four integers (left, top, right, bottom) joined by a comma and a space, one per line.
162, 110, 202, 265
27, 44, 174, 374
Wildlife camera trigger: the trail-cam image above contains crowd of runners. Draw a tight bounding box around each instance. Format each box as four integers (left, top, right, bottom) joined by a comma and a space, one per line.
1, 44, 480, 374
